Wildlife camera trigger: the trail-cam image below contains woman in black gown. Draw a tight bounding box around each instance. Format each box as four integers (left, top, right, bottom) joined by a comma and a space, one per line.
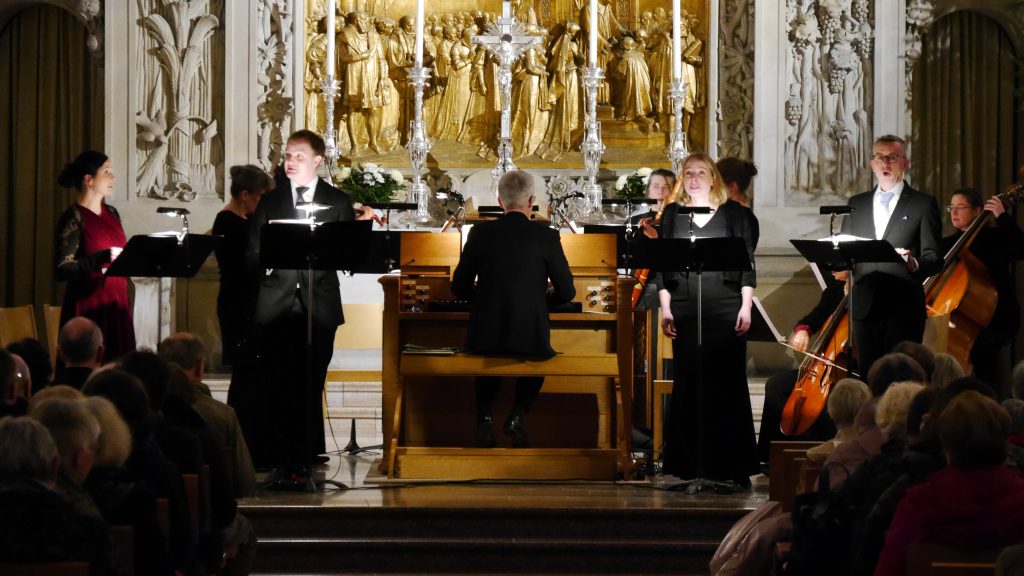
212, 165, 274, 366
657, 153, 759, 487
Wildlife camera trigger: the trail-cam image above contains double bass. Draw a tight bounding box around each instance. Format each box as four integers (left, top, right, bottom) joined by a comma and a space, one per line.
924, 182, 1024, 370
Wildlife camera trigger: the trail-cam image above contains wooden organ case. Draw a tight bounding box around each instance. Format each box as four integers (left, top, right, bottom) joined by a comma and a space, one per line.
378, 232, 635, 479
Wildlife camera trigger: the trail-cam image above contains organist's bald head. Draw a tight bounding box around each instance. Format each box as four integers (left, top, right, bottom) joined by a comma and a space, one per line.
498, 170, 535, 213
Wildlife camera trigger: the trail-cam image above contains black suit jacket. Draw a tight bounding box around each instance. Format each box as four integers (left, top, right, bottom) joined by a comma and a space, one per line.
451, 212, 576, 359
247, 178, 356, 328
841, 183, 942, 319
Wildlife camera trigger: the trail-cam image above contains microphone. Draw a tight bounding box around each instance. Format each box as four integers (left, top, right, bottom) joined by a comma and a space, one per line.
820, 206, 854, 215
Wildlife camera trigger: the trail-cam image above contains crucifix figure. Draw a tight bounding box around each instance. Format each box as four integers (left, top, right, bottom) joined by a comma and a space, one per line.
472, 1, 543, 186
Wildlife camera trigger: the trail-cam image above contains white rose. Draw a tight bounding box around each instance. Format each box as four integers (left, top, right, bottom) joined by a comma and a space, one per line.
389, 169, 405, 183
337, 166, 352, 181
615, 175, 628, 190
636, 167, 653, 177
362, 162, 379, 170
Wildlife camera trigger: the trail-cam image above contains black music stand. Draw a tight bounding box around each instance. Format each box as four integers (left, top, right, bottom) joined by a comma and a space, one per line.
630, 236, 752, 494
790, 237, 903, 369
106, 233, 218, 279
259, 219, 372, 492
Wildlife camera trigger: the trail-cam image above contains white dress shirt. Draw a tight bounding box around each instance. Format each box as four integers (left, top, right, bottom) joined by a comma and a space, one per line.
872, 180, 904, 240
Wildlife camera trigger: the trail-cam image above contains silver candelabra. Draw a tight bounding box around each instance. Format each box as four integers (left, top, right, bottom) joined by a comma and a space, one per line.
406, 65, 432, 222
581, 66, 606, 216
320, 75, 341, 183
667, 78, 689, 177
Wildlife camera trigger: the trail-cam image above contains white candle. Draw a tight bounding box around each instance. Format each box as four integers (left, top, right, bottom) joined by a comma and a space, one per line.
502, 0, 511, 20
326, 0, 336, 77
588, 0, 598, 67
672, 0, 681, 80
414, 0, 424, 66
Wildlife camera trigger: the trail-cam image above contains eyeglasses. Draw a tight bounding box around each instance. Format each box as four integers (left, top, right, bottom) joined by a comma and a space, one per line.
946, 205, 975, 213
872, 154, 905, 164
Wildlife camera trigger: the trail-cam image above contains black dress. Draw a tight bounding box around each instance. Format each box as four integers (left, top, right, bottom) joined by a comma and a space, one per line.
212, 210, 257, 365
657, 200, 759, 483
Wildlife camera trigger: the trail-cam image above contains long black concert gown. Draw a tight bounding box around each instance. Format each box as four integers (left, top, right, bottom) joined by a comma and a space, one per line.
658, 200, 759, 484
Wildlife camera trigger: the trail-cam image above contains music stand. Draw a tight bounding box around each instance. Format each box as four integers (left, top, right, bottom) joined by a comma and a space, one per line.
259, 219, 372, 491
106, 233, 218, 279
630, 236, 752, 494
602, 197, 658, 234
790, 237, 904, 369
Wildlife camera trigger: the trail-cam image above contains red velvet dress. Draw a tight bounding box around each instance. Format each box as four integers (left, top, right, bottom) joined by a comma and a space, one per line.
56, 203, 135, 360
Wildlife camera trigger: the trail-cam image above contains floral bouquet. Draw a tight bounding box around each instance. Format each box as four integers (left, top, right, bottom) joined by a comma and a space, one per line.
614, 167, 653, 200
334, 163, 405, 204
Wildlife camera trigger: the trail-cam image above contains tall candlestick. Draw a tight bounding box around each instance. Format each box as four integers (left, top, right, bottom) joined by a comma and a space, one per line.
588, 0, 598, 67
326, 0, 336, 76
414, 0, 424, 66
502, 0, 511, 20
672, 0, 681, 80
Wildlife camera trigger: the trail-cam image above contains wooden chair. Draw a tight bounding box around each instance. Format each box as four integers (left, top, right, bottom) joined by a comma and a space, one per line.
0, 304, 37, 346
768, 440, 820, 512
43, 304, 62, 366
906, 542, 1002, 575
182, 473, 201, 540
154, 497, 170, 539
0, 562, 89, 575
109, 524, 135, 576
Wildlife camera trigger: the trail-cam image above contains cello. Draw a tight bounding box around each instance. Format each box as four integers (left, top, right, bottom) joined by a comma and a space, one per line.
780, 287, 854, 436
630, 178, 684, 308
924, 181, 1024, 371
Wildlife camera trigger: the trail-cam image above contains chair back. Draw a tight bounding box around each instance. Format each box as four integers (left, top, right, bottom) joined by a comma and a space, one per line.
907, 542, 1002, 576
0, 304, 37, 346
43, 305, 62, 366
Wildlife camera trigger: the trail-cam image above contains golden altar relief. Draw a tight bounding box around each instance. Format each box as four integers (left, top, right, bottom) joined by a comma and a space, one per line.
303, 0, 708, 169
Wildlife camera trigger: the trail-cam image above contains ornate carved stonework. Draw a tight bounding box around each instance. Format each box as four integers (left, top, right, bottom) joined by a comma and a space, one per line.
717, 0, 754, 159
135, 0, 224, 201
784, 0, 873, 203
256, 0, 295, 171
78, 0, 104, 56
904, 0, 935, 110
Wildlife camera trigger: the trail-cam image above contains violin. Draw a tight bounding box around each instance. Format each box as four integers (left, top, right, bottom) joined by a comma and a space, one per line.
630, 179, 684, 308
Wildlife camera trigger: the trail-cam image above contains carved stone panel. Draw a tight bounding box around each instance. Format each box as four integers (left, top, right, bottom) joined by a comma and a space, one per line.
257, 0, 295, 171
717, 0, 753, 159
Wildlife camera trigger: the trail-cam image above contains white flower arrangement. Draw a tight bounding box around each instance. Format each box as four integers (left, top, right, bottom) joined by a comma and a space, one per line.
615, 167, 653, 199
335, 162, 405, 204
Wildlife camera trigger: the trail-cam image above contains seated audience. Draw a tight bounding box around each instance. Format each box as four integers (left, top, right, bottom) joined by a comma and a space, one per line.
0, 416, 117, 574
28, 397, 103, 519
806, 378, 871, 463
83, 368, 195, 574
55, 316, 105, 389
852, 353, 927, 457
875, 391, 1024, 576
1003, 398, 1024, 472
0, 348, 27, 418
1013, 360, 1024, 399
159, 332, 256, 497
893, 341, 935, 384
929, 353, 964, 390
7, 337, 53, 394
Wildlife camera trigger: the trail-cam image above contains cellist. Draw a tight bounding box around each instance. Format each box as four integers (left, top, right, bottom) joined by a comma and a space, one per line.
942, 188, 1024, 394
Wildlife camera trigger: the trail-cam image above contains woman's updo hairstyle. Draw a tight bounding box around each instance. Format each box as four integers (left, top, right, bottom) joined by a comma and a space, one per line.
57, 150, 108, 190
229, 164, 275, 198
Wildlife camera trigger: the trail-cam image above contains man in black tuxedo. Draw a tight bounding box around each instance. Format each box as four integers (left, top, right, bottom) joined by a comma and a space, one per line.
841, 134, 942, 375
451, 170, 576, 447
246, 129, 355, 471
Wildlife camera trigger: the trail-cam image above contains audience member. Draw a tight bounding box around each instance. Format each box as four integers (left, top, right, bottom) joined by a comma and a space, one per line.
83, 368, 195, 573
8, 352, 32, 407
875, 391, 1024, 576
929, 353, 964, 390
0, 416, 117, 573
1012, 360, 1024, 399
6, 337, 52, 394
806, 378, 870, 463
1003, 398, 1024, 472
893, 341, 936, 383
83, 395, 175, 576
853, 353, 927, 456
0, 348, 27, 418
28, 397, 102, 518
159, 332, 257, 497
28, 384, 85, 410
55, 316, 104, 389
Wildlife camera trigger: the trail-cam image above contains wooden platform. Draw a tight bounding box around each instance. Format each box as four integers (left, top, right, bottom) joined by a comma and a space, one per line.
241, 454, 767, 576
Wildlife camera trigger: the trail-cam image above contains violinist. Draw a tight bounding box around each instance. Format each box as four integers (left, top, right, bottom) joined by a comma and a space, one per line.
632, 169, 676, 310
942, 188, 1024, 394
841, 135, 942, 375
756, 266, 845, 464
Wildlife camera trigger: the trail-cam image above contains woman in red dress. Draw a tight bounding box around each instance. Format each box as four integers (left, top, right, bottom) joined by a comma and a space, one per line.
55, 150, 135, 361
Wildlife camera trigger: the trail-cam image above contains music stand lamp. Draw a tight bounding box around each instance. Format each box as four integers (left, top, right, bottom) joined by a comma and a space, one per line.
629, 209, 752, 494
259, 209, 372, 491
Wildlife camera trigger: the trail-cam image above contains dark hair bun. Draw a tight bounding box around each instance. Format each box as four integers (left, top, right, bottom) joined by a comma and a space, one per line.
57, 150, 109, 190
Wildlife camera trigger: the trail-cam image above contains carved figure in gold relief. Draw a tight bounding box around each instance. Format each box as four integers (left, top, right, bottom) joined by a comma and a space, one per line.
647, 13, 673, 131
510, 24, 549, 159
376, 17, 400, 151
304, 17, 331, 134
537, 21, 582, 161
434, 28, 473, 140
579, 0, 624, 104
339, 11, 388, 155
615, 37, 652, 131
681, 11, 705, 134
